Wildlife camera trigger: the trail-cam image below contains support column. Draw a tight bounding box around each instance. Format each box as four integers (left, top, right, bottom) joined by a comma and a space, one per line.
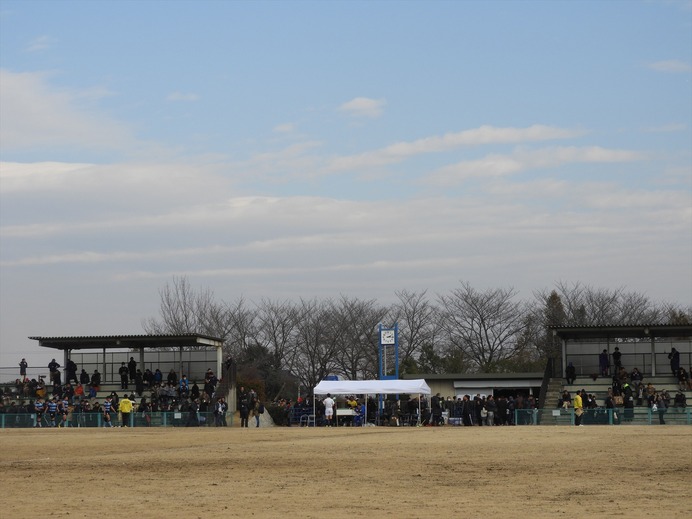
650, 336, 656, 376
561, 338, 567, 379
216, 345, 222, 379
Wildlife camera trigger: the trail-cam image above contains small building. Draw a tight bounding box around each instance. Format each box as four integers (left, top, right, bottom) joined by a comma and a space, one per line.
403, 372, 544, 400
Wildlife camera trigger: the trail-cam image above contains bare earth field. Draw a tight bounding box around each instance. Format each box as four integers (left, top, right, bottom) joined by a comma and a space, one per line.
1, 425, 690, 519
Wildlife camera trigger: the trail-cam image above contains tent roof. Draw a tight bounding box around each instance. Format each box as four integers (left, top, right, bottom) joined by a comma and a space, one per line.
314, 379, 431, 395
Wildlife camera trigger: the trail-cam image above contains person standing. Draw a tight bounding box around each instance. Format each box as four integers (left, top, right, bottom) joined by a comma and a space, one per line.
127, 357, 137, 382
34, 397, 45, 427
65, 359, 78, 384
118, 362, 129, 390
46, 396, 59, 427
573, 390, 584, 426
135, 369, 145, 396
119, 393, 133, 427
612, 347, 622, 370
323, 393, 335, 427
668, 348, 680, 377
238, 386, 250, 427
48, 359, 61, 385
623, 382, 635, 422
599, 350, 610, 377
214, 397, 227, 427
19, 358, 28, 379
655, 393, 667, 425
102, 396, 115, 427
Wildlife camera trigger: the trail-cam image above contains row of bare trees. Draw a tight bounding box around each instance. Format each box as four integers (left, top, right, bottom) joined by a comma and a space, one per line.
143, 277, 690, 398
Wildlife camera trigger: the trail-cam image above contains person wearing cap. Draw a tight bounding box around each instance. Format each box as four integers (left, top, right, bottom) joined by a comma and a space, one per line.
19, 358, 28, 379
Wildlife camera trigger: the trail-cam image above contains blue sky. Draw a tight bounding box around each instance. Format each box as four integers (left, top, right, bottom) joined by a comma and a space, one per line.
1, 0, 691, 369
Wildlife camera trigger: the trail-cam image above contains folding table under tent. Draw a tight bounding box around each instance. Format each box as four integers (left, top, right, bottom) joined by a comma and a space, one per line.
313, 379, 432, 427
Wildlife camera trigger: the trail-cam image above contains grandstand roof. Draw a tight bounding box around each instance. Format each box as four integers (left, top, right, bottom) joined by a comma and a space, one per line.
550, 324, 692, 341
28, 334, 224, 351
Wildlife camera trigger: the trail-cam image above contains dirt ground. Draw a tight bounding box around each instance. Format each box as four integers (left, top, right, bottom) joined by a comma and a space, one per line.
1, 425, 690, 518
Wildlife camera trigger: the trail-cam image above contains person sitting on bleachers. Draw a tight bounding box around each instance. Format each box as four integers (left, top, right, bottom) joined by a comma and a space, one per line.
673, 391, 686, 411
565, 362, 576, 384
90, 369, 101, 389
143, 369, 155, 388
676, 367, 689, 392
630, 367, 643, 394
72, 383, 84, 403
178, 375, 190, 398
558, 390, 571, 409
645, 383, 656, 400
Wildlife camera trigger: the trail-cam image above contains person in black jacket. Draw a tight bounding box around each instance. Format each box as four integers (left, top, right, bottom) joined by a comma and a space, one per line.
612, 347, 622, 370
623, 382, 634, 422
668, 348, 680, 376
127, 357, 137, 382
118, 362, 129, 390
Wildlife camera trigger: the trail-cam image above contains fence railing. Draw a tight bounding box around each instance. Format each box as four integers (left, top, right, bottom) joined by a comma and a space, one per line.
517, 407, 691, 426
0, 410, 234, 429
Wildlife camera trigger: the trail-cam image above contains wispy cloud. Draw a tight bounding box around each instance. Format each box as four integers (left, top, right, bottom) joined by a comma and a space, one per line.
0, 69, 132, 152
327, 125, 584, 172
25, 35, 54, 52
166, 91, 200, 101
273, 123, 295, 133
643, 123, 687, 133
647, 59, 692, 73
425, 146, 646, 186
339, 97, 386, 118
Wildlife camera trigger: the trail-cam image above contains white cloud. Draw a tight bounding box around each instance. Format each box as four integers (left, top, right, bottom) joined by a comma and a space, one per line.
647, 59, 692, 72
166, 91, 200, 101
327, 125, 585, 172
273, 123, 295, 133
0, 69, 132, 152
643, 123, 687, 133
425, 146, 646, 186
338, 97, 386, 118
25, 35, 54, 52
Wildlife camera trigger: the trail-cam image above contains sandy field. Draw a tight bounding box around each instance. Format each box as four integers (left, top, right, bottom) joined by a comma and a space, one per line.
1, 424, 690, 519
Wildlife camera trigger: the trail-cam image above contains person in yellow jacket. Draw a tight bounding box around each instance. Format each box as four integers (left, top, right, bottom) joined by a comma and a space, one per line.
119, 395, 134, 427
573, 390, 584, 426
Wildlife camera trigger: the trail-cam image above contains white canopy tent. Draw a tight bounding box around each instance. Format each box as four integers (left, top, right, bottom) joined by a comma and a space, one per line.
313, 379, 432, 426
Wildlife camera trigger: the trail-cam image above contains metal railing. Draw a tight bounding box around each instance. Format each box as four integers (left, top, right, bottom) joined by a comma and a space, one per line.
0, 411, 234, 429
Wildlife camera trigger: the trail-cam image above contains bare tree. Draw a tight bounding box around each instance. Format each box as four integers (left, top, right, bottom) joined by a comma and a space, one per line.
142, 276, 227, 340
291, 299, 342, 391
547, 282, 668, 326
331, 295, 388, 380
223, 297, 258, 359
438, 282, 528, 372
255, 298, 300, 373
393, 289, 439, 371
